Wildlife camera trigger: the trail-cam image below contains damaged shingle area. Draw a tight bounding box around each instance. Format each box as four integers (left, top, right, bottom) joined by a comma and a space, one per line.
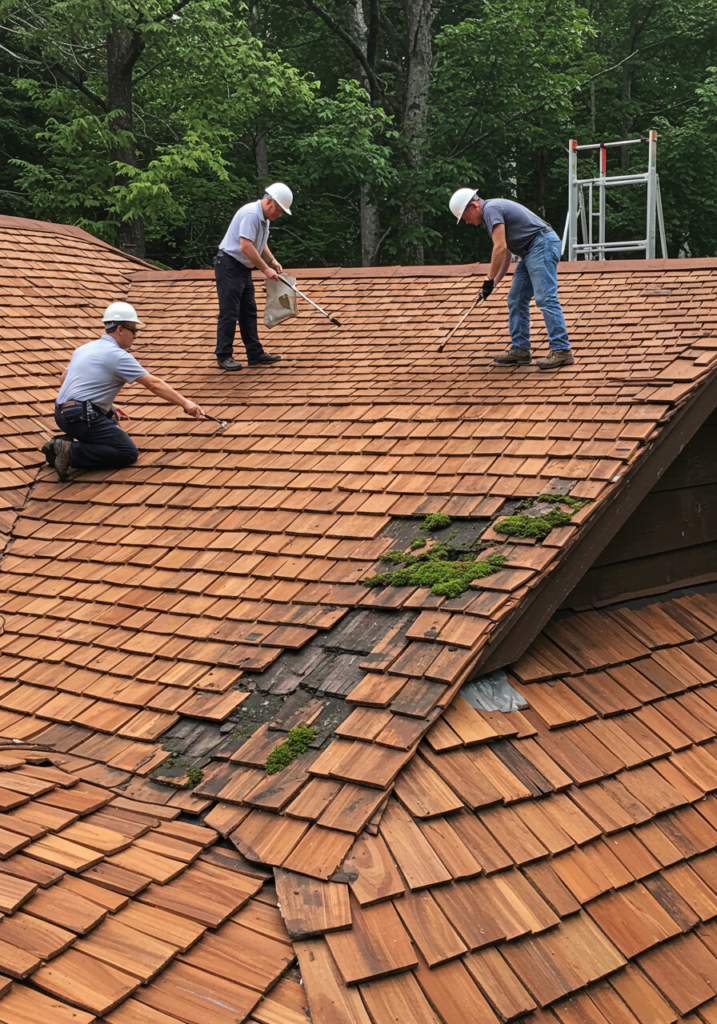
155, 603, 420, 773
152, 492, 580, 781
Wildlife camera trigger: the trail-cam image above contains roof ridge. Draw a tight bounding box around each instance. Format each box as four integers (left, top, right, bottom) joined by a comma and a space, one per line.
0, 215, 156, 269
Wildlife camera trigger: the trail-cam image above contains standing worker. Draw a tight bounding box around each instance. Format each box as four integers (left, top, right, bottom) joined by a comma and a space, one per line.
45, 302, 203, 481
449, 189, 574, 368
214, 183, 292, 371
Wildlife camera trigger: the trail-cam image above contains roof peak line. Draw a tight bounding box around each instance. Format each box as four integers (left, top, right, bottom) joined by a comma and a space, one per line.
131, 255, 717, 282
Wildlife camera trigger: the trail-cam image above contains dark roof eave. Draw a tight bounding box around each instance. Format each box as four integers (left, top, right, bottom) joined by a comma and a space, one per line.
477, 366, 717, 675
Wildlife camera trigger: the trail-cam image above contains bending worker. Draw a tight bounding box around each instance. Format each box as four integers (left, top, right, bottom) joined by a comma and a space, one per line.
214, 182, 292, 371
449, 188, 574, 369
45, 302, 202, 481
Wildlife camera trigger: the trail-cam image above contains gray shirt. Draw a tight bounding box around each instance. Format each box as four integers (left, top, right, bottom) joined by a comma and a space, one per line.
481, 198, 551, 258
56, 334, 147, 413
218, 199, 270, 268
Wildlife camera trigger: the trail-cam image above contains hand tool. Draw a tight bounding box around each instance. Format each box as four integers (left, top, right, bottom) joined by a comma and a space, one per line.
437, 293, 485, 352
279, 274, 341, 326
202, 413, 228, 433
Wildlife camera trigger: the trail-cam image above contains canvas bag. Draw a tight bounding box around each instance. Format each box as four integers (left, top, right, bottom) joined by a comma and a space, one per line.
264, 273, 298, 328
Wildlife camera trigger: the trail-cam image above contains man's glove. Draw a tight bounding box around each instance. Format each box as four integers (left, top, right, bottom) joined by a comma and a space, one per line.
480, 278, 494, 300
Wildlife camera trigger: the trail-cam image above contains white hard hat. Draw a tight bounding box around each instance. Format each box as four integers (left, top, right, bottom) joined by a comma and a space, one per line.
264, 182, 293, 215
102, 301, 144, 326
449, 187, 479, 224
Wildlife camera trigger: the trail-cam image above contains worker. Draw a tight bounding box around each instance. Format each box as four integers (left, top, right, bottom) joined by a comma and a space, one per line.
44, 302, 203, 481
214, 182, 292, 371
449, 188, 574, 369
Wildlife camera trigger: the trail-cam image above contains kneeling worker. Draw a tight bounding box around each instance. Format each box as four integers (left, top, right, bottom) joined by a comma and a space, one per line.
214, 182, 292, 371
449, 188, 574, 369
45, 302, 203, 480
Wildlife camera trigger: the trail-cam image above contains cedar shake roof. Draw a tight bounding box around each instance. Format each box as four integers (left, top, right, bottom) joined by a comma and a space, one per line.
2, 213, 717, 1020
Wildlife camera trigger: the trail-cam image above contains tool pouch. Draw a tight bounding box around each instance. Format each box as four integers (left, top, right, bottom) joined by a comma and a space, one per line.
264, 274, 298, 328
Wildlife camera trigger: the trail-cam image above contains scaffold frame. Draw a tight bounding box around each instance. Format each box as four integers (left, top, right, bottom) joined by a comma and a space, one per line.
563, 129, 668, 261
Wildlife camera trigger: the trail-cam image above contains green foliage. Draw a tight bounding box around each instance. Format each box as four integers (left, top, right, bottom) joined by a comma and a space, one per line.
495, 509, 573, 540
410, 537, 427, 550
184, 766, 204, 788
420, 513, 452, 533
265, 725, 317, 775
364, 549, 508, 598
3, 0, 717, 264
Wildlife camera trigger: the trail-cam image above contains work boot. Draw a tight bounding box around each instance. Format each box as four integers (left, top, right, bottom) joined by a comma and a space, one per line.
248, 352, 282, 367
54, 439, 72, 481
41, 439, 56, 468
217, 356, 242, 371
493, 347, 531, 365
536, 350, 575, 369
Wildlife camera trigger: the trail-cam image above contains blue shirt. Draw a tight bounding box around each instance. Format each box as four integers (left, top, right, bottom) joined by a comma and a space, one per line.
56, 334, 147, 412
218, 199, 270, 268
481, 198, 551, 257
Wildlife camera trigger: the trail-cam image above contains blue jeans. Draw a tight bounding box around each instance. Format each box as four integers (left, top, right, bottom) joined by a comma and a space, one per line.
507, 232, 570, 352
55, 404, 138, 471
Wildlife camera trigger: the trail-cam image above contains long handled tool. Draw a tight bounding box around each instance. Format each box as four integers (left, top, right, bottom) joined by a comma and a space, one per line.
279, 274, 341, 327
437, 293, 485, 352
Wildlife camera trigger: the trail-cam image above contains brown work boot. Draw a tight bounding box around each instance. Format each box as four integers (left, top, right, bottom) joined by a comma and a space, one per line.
493, 347, 531, 365
54, 439, 72, 481
535, 350, 575, 369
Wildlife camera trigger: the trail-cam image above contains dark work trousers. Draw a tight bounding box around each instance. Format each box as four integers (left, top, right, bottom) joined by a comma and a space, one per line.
55, 403, 139, 471
214, 252, 264, 362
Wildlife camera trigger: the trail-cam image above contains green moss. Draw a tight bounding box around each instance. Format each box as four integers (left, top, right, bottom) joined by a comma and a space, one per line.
163, 749, 179, 769
265, 725, 318, 775
379, 549, 410, 565
420, 512, 452, 532
410, 537, 427, 550
363, 551, 508, 598
495, 493, 592, 541
495, 509, 573, 541
184, 766, 203, 788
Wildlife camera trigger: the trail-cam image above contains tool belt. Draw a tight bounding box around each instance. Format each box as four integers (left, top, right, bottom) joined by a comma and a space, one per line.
56, 399, 111, 425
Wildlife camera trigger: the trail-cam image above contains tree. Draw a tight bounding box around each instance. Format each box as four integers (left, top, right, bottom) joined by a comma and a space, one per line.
1, 0, 313, 257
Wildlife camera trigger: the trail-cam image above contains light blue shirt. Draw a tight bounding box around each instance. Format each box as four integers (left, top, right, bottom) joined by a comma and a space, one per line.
56, 334, 147, 412
218, 199, 269, 268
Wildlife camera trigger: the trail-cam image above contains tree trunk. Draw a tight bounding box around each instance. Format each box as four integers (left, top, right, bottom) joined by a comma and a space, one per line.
360, 186, 382, 264
590, 80, 596, 135
536, 146, 548, 220
346, 0, 381, 266
621, 65, 632, 174
106, 30, 145, 258
255, 130, 269, 183
400, 0, 433, 264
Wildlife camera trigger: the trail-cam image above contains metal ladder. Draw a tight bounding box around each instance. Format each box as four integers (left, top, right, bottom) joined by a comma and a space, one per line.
562, 129, 668, 260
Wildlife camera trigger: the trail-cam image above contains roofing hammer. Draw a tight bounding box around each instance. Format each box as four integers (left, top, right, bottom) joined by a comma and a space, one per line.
202, 413, 228, 433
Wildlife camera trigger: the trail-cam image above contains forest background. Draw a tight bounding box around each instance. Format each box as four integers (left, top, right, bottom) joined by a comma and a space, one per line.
1, 0, 716, 269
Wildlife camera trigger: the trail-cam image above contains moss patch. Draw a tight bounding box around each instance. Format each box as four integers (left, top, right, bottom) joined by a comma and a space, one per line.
265, 725, 317, 775
495, 493, 590, 542
365, 547, 508, 599
184, 766, 204, 788
419, 512, 452, 532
